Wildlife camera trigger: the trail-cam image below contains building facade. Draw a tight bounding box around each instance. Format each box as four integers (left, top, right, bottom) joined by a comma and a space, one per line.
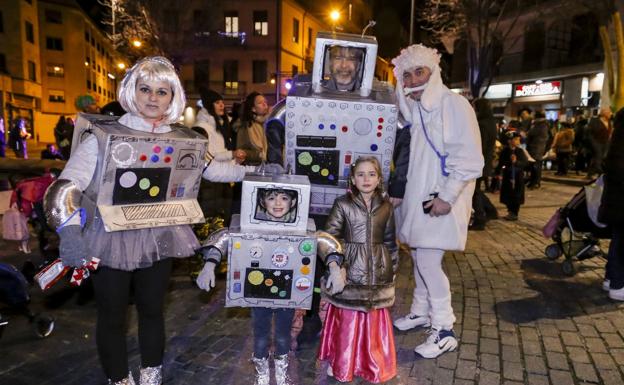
0, 0, 127, 144
449, 0, 622, 121
155, 0, 330, 109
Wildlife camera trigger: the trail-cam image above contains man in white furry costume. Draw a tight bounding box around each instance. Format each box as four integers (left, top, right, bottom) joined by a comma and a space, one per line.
389, 44, 483, 358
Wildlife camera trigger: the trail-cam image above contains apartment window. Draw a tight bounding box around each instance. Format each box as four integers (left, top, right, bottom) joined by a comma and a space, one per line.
46, 63, 64, 77
292, 65, 298, 76
85, 31, 90, 42
98, 85, 102, 94
25, 21, 34, 43
292, 18, 299, 43
223, 60, 239, 94
0, 11, 4, 33
308, 28, 312, 47
253, 11, 268, 36
46, 37, 64, 51
27, 61, 36, 81
194, 60, 210, 89
49, 89, 65, 103
91, 36, 95, 46
87, 79, 91, 89
0, 54, 6, 73
252, 60, 267, 83
225, 11, 239, 36
45, 9, 63, 24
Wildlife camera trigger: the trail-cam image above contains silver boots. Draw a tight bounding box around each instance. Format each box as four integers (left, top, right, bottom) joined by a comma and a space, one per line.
274, 354, 294, 385
251, 356, 270, 385
139, 365, 162, 385
109, 373, 136, 385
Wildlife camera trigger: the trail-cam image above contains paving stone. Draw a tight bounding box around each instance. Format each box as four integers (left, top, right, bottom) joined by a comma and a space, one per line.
456, 359, 478, 380
521, 341, 542, 356
462, 330, 479, 344
560, 332, 584, 347
526, 374, 550, 385
460, 344, 478, 361
545, 352, 569, 370
501, 345, 522, 363
584, 337, 608, 353
589, 352, 618, 370
520, 327, 539, 341
597, 368, 624, 385
524, 355, 547, 375
479, 353, 500, 373
572, 362, 599, 382
548, 369, 574, 385
480, 338, 500, 355
478, 370, 501, 385
576, 324, 599, 338
502, 362, 524, 381
566, 346, 591, 363
542, 336, 563, 353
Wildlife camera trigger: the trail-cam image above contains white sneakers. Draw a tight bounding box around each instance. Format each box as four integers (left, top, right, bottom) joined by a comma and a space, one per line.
393, 313, 431, 331
609, 287, 624, 301
603, 279, 610, 291
414, 328, 458, 358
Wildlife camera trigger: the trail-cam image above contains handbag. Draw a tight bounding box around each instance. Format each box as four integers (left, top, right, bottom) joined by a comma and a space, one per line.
2, 207, 30, 241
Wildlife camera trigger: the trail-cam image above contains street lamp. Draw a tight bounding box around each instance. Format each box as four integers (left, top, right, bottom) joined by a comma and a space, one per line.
117, 63, 126, 70
330, 10, 340, 22
132, 40, 142, 48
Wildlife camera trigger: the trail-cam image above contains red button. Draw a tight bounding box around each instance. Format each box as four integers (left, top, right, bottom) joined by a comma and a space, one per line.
377, 132, 382, 137
345, 154, 352, 163
378, 117, 384, 123
341, 126, 348, 132
164, 156, 171, 163
377, 125, 383, 130
139, 154, 147, 161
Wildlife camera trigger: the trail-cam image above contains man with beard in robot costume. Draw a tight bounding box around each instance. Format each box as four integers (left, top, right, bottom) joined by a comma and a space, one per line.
389, 44, 483, 358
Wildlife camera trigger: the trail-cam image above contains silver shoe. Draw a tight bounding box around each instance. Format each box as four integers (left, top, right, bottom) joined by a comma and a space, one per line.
274, 354, 293, 385
109, 372, 136, 385
139, 365, 162, 385
251, 356, 270, 385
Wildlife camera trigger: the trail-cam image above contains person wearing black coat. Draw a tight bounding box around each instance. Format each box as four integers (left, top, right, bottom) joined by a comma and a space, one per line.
496, 131, 529, 221
526, 111, 549, 188
598, 107, 624, 301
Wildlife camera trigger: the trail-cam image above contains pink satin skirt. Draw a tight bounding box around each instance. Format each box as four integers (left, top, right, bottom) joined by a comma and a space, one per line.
318, 304, 397, 383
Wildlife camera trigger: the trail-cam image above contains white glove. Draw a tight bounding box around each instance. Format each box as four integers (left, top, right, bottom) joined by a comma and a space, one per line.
326, 262, 346, 295
196, 261, 216, 292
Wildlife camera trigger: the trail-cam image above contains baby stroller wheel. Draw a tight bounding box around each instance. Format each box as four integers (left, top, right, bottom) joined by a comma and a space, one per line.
545, 244, 562, 260
561, 260, 575, 276
32, 313, 55, 338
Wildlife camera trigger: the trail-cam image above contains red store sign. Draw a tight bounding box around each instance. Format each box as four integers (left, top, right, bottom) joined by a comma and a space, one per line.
514, 81, 561, 97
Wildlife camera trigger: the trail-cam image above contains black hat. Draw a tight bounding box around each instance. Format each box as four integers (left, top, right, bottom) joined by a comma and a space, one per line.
200, 88, 223, 109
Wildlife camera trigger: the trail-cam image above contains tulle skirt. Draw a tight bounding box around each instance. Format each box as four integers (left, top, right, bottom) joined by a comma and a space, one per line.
318, 304, 397, 383
83, 212, 200, 271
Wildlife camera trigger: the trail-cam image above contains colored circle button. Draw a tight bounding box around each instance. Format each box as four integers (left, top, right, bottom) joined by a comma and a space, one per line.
300, 266, 311, 275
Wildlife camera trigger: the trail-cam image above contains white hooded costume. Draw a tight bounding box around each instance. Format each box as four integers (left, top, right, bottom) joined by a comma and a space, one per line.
392, 44, 483, 251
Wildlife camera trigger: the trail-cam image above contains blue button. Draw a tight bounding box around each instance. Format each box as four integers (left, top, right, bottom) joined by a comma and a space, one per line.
151, 154, 160, 162
370, 144, 378, 151
233, 282, 241, 293
318, 123, 324, 129
330, 124, 336, 130
165, 146, 174, 154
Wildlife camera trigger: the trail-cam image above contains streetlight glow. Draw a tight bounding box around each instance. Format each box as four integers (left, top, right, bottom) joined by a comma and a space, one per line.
132, 40, 142, 48
330, 10, 340, 22
117, 63, 126, 70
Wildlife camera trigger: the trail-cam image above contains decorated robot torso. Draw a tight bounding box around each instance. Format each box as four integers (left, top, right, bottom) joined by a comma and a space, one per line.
202, 173, 342, 310
283, 32, 398, 215
71, 113, 209, 232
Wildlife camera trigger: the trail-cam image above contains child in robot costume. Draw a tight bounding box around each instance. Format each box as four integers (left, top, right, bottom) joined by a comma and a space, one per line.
318, 156, 399, 383
196, 187, 301, 385
389, 44, 483, 358
44, 56, 260, 385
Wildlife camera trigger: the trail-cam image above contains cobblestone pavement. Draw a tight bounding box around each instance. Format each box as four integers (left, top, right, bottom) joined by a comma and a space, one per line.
1, 181, 623, 385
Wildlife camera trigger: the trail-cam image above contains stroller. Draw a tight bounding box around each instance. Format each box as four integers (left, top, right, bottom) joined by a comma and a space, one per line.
0, 262, 55, 339
543, 185, 611, 276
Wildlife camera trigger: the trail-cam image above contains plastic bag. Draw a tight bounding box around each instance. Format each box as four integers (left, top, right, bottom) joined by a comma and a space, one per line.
2, 207, 30, 241
585, 176, 607, 228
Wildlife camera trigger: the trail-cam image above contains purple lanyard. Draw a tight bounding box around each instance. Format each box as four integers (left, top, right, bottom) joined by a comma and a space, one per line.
416, 102, 450, 177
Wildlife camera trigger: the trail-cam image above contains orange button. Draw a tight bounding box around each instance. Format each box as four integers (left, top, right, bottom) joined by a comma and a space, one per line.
300, 266, 310, 275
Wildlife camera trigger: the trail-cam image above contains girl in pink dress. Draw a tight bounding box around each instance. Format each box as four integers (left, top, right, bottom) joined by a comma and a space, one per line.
318, 156, 398, 383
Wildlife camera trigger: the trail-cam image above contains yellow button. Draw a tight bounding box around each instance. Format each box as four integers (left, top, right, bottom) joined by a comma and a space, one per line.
247, 270, 264, 285
300, 266, 310, 275
234, 242, 241, 249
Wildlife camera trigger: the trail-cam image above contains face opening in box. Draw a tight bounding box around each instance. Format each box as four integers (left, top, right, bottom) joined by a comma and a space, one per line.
254, 188, 299, 223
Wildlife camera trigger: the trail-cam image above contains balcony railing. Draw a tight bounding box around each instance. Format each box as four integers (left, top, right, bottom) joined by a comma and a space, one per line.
187, 30, 248, 47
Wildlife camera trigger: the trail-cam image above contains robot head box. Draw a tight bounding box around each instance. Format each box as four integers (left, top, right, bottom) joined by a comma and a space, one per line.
312, 31, 378, 97
72, 113, 208, 232
240, 173, 311, 233
227, 173, 316, 309
284, 32, 397, 214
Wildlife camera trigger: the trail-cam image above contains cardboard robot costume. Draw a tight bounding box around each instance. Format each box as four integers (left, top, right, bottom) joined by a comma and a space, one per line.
269, 32, 398, 215
196, 173, 343, 310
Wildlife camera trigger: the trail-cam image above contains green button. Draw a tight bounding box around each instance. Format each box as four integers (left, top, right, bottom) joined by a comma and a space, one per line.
302, 242, 312, 252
